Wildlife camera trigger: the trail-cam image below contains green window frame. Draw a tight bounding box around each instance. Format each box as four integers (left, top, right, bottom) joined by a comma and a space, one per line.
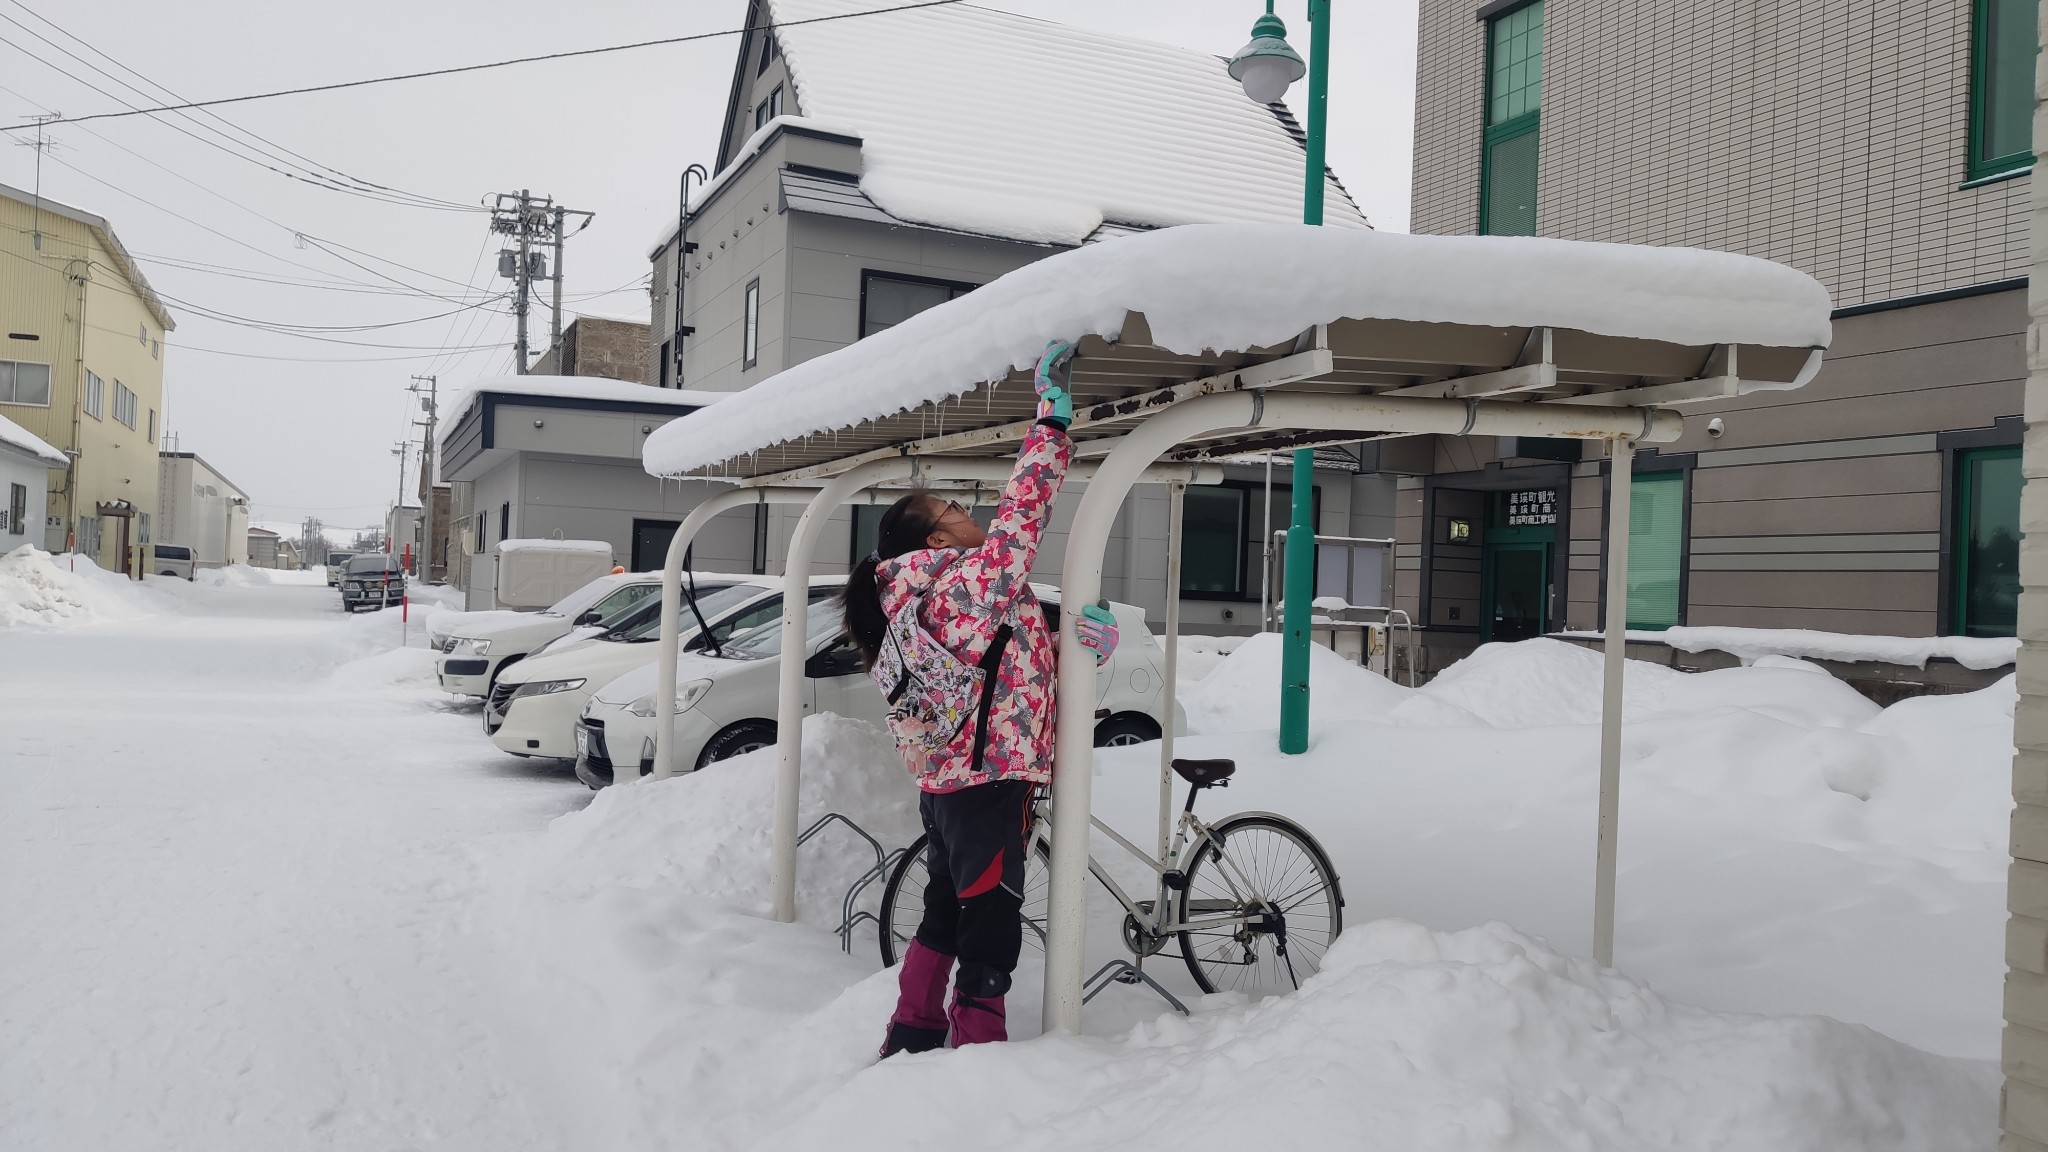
1969, 0, 2037, 183
1480, 0, 1543, 236
1625, 471, 1685, 630
1953, 445, 2023, 638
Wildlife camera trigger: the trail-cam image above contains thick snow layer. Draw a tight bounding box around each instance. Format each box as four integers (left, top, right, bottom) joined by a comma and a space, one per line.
1182, 631, 1411, 733
495, 537, 614, 555
194, 563, 325, 588
0, 410, 66, 464
435, 374, 724, 449
1561, 625, 2021, 671
0, 545, 176, 627
767, 0, 1368, 246
643, 224, 1833, 477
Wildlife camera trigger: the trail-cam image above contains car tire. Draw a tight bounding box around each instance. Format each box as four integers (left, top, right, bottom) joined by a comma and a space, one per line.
1093, 713, 1160, 748
697, 721, 778, 768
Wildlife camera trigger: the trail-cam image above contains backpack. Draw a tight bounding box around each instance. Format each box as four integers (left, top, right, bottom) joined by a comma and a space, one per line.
871, 593, 1013, 768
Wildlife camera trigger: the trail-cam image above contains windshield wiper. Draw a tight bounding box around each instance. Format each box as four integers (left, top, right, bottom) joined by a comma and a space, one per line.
684, 561, 723, 659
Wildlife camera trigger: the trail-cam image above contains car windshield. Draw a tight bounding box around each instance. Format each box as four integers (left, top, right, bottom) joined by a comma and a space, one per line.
154, 546, 190, 559
541, 575, 631, 620
345, 555, 399, 574
610, 582, 759, 641
718, 595, 845, 661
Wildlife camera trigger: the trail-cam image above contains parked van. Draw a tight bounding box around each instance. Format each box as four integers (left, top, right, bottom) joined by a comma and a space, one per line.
152, 544, 195, 580
325, 551, 359, 587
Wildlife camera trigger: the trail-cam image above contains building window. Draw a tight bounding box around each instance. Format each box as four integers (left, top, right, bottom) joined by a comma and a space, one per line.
758, 33, 779, 75
6, 483, 24, 536
1480, 0, 1543, 236
113, 381, 137, 428
860, 271, 975, 339
752, 502, 769, 575
1180, 486, 1249, 600
743, 278, 762, 369
1625, 470, 1686, 629
147, 408, 156, 443
474, 511, 487, 552
151, 338, 160, 360
1970, 0, 2037, 181
754, 85, 784, 131
0, 359, 52, 406
83, 370, 104, 419
1954, 445, 2022, 637
658, 338, 674, 388
499, 502, 510, 543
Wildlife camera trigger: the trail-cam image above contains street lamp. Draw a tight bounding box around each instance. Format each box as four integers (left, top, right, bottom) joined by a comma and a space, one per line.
1229, 0, 1330, 756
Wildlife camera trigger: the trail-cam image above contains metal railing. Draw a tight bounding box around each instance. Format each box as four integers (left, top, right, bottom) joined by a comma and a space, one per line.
1259, 530, 1418, 686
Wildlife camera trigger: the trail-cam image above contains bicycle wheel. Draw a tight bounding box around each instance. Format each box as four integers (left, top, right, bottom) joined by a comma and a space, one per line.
876, 832, 1052, 966
1176, 814, 1344, 996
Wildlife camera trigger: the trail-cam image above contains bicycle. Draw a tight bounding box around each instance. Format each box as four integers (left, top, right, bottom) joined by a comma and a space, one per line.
877, 757, 1345, 998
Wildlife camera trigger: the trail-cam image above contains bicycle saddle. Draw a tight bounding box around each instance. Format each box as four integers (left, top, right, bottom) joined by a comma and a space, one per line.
1170, 758, 1236, 788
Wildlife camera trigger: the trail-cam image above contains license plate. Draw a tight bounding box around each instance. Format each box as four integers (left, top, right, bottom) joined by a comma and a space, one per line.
574, 726, 589, 757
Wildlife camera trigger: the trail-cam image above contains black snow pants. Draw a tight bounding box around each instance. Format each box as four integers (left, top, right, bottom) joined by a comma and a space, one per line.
913, 778, 1033, 1000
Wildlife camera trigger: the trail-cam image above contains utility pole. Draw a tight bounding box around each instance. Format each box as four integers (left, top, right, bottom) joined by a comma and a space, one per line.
490, 191, 594, 375
550, 206, 565, 357
409, 374, 438, 580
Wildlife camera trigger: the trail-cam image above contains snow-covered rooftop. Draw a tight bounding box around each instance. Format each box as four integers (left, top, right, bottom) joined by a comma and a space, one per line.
0, 412, 67, 466
437, 375, 725, 449
768, 0, 1367, 245
643, 224, 1833, 479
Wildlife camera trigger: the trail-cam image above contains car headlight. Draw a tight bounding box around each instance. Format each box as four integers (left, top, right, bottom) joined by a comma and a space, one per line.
626, 678, 713, 717
428, 633, 448, 651
456, 638, 491, 656
509, 678, 586, 700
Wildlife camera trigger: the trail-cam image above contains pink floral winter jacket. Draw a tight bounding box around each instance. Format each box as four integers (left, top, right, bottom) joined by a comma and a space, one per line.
876, 422, 1073, 793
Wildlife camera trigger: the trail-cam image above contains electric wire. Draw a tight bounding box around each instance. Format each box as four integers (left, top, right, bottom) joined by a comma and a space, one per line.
0, 1, 968, 131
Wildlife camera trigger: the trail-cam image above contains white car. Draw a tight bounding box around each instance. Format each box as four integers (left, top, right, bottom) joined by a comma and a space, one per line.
485, 577, 843, 759
432, 572, 699, 697
573, 591, 1178, 788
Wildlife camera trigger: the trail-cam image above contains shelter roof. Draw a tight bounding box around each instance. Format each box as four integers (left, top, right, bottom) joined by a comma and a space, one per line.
642, 224, 1833, 482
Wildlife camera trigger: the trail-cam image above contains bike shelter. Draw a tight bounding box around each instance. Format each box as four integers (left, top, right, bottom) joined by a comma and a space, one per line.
636, 223, 1833, 1034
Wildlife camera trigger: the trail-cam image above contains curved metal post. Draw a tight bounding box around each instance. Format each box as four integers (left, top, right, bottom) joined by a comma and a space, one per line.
1593, 435, 1635, 966
770, 458, 917, 923
1044, 392, 1683, 1032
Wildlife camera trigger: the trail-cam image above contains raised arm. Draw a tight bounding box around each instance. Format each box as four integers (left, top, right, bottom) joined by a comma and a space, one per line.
946, 420, 1072, 623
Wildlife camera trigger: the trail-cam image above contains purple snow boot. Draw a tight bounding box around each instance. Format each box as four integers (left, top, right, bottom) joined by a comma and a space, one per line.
879, 939, 953, 1058
946, 990, 1008, 1047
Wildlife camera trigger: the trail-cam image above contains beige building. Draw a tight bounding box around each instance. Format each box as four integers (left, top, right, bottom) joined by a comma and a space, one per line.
1406, 0, 2029, 692
0, 182, 174, 575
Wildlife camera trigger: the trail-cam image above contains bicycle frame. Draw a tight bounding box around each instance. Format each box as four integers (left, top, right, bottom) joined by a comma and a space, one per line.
1024, 790, 1277, 946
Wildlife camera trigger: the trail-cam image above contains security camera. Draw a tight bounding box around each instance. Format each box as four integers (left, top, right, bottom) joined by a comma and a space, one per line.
1706, 417, 1725, 439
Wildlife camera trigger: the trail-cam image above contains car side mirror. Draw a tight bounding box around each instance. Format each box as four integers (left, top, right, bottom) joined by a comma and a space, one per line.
805, 648, 863, 679
575, 610, 602, 626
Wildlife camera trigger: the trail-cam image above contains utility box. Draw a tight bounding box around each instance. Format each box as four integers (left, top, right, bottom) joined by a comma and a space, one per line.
484, 538, 615, 610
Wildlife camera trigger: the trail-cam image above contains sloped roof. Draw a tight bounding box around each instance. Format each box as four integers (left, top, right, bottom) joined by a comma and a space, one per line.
0, 411, 67, 465
435, 375, 725, 449
0, 181, 175, 333
763, 0, 1369, 246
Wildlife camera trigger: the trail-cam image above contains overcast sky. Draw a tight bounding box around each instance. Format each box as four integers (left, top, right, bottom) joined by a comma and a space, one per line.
0, 0, 1418, 535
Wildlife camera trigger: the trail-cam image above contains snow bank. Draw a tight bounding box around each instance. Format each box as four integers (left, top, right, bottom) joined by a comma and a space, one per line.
765, 0, 1365, 246
329, 646, 440, 692
1182, 631, 1410, 734
1563, 625, 2019, 670
0, 545, 173, 628
643, 224, 1832, 477
193, 563, 324, 588
761, 920, 1993, 1152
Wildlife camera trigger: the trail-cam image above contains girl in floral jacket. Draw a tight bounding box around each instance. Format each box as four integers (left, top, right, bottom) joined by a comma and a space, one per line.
842, 340, 1118, 1054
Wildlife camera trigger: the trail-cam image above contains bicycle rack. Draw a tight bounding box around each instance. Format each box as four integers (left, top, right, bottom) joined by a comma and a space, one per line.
798, 812, 907, 955
1083, 960, 1189, 1016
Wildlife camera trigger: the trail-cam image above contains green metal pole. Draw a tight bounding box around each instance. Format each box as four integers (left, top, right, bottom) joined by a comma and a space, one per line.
1277, 0, 1329, 755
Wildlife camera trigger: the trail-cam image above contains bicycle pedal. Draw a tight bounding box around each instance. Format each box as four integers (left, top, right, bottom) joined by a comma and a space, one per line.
1113, 969, 1143, 985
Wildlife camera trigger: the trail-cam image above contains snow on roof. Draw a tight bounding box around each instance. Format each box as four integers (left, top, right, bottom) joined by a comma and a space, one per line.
496, 538, 613, 554
0, 412, 67, 465
642, 223, 1834, 477
761, 0, 1368, 246
437, 375, 725, 448
648, 115, 864, 258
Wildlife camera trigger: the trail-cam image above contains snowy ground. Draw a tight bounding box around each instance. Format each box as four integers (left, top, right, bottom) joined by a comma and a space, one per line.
0, 558, 2009, 1150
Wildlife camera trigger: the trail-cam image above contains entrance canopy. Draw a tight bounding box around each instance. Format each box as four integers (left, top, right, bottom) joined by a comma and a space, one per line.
638, 222, 1833, 1036
643, 223, 1831, 484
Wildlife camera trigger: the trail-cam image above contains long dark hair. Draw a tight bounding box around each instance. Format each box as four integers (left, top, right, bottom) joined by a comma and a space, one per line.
841, 490, 943, 667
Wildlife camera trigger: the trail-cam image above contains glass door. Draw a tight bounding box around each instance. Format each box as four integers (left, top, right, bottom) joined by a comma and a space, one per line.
1955, 446, 2022, 637
1482, 542, 1551, 641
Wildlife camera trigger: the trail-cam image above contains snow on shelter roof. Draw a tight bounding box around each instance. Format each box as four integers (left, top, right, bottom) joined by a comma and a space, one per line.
759, 0, 1368, 246
642, 224, 1833, 481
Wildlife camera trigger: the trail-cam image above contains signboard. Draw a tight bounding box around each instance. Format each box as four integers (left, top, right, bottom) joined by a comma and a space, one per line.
1502, 488, 1558, 527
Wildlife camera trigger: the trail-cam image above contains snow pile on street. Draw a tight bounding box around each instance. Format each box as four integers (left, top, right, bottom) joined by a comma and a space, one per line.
643, 224, 1832, 477
500, 706, 1998, 1150
329, 645, 441, 692
194, 563, 325, 588
0, 545, 173, 628
1171, 633, 1248, 684
1183, 631, 1410, 733
765, 0, 1366, 246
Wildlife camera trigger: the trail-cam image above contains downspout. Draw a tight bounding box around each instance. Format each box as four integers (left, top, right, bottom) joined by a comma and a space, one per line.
61, 259, 88, 549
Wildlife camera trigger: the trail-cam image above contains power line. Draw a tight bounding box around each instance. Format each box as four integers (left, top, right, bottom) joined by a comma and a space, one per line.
0, 1, 967, 131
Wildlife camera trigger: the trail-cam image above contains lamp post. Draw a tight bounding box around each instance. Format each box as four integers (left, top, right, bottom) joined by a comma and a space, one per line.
1230, 0, 1327, 755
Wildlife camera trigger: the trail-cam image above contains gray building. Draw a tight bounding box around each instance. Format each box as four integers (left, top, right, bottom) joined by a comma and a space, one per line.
642, 0, 1394, 630
1403, 0, 2029, 683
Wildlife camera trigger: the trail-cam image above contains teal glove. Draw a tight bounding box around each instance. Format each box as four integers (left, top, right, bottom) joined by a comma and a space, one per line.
1076, 600, 1119, 666
1034, 339, 1075, 429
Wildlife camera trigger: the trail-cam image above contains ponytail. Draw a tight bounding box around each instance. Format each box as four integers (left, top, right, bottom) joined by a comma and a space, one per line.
840, 490, 943, 667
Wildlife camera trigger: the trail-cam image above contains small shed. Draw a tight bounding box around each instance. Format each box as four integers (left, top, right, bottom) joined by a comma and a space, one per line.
637, 223, 1834, 1032
0, 412, 64, 548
